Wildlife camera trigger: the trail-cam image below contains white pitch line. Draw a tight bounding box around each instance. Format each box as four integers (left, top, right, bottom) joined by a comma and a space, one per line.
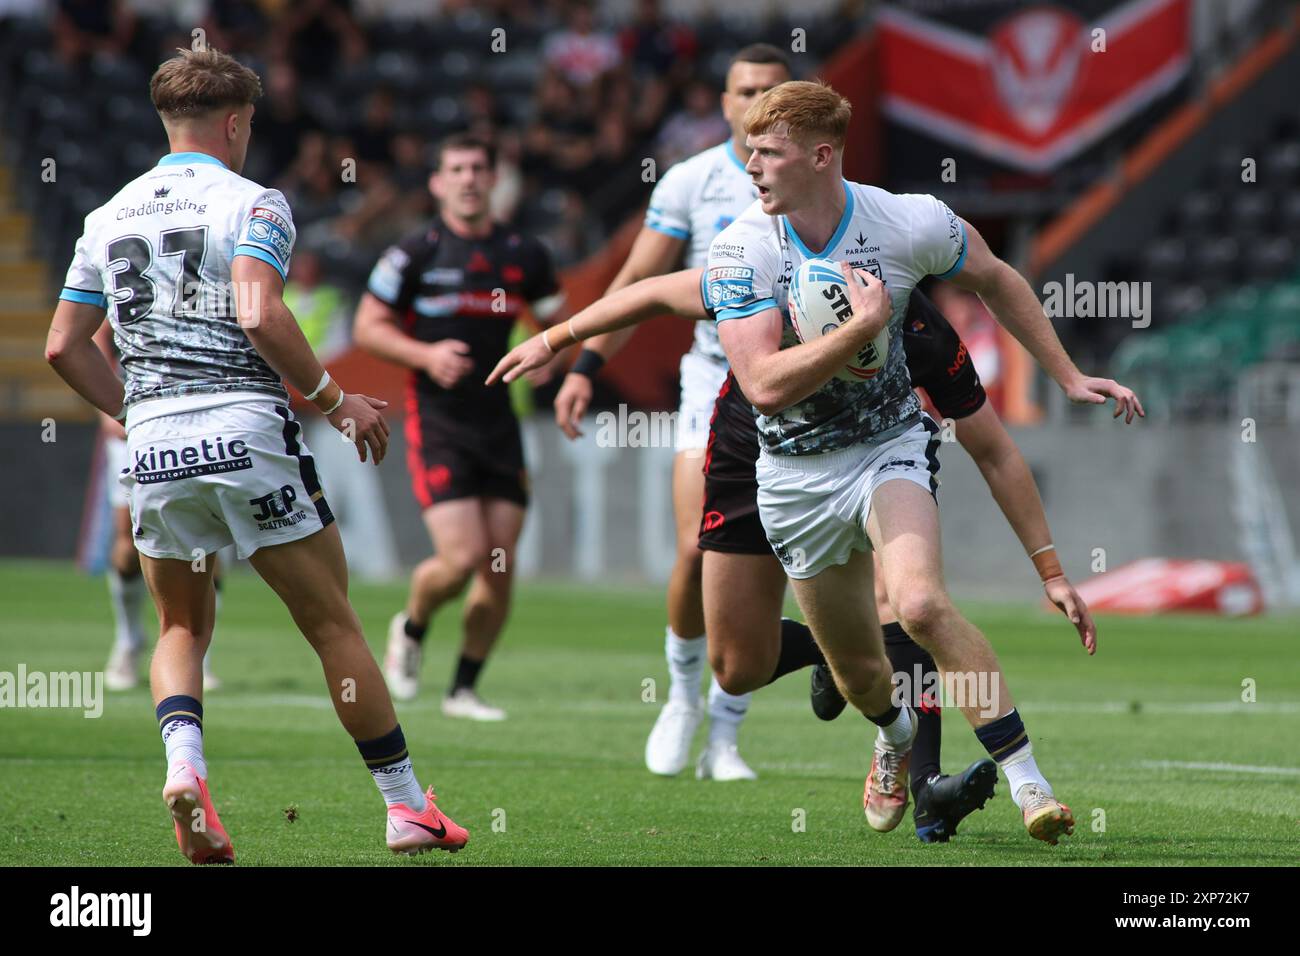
1139, 760, 1300, 777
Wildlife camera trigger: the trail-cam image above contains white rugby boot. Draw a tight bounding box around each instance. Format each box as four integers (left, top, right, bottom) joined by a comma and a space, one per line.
645, 698, 703, 775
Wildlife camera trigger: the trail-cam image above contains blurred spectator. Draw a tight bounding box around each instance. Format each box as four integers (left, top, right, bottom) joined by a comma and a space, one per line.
523, 69, 598, 191
543, 0, 621, 94
250, 58, 318, 185
619, 0, 696, 134
7, 0, 859, 305
344, 86, 396, 174
277, 0, 366, 81
463, 82, 510, 141
280, 131, 346, 228
201, 0, 268, 56
654, 77, 729, 171
54, 0, 136, 67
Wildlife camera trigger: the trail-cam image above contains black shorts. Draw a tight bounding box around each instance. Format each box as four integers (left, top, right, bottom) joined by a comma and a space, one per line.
404, 407, 528, 509
699, 472, 769, 554
698, 372, 770, 556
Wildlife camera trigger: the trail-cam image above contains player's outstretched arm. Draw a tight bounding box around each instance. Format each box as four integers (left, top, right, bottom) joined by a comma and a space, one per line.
492, 267, 705, 439
551, 227, 687, 437
947, 220, 1144, 423
232, 256, 390, 465
45, 300, 124, 418
719, 263, 891, 415
487, 268, 706, 388
955, 402, 1097, 654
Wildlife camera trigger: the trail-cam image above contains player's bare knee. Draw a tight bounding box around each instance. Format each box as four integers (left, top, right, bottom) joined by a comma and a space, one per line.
715, 657, 765, 695
834, 652, 889, 699
894, 586, 953, 642
444, 548, 487, 587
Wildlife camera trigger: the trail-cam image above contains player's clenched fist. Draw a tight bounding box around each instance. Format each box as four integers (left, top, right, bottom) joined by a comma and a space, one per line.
329, 393, 390, 465
424, 339, 475, 389
841, 261, 891, 344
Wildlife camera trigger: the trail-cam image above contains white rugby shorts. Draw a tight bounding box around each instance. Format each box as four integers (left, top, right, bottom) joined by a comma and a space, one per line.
120, 398, 333, 561
756, 418, 941, 580
675, 350, 728, 454
104, 435, 130, 509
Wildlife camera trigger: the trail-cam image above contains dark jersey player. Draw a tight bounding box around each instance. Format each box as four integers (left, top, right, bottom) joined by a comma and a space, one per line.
489, 267, 1100, 842
354, 133, 565, 720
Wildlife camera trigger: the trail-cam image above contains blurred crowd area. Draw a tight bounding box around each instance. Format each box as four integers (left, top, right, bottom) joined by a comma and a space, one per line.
0, 0, 860, 296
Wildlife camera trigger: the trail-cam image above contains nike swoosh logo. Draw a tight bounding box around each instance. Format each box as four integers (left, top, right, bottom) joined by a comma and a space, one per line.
406, 817, 447, 839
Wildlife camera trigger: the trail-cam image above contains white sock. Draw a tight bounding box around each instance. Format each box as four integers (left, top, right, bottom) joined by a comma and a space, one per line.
876, 704, 914, 749
1002, 745, 1051, 807
665, 628, 706, 704
706, 676, 750, 746
107, 569, 147, 651
162, 720, 206, 779
372, 759, 426, 811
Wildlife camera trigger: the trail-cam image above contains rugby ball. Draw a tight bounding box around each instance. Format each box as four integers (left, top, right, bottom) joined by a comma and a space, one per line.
788, 258, 890, 382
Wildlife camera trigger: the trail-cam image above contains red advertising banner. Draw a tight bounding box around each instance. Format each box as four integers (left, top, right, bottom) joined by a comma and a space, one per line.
879, 0, 1191, 172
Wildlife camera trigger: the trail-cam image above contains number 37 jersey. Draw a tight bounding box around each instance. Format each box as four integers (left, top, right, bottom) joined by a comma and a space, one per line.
59, 151, 297, 406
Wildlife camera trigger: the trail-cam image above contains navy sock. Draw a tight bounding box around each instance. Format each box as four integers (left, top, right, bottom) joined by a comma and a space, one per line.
403, 617, 428, 643
355, 724, 408, 770
156, 694, 202, 733
974, 708, 1029, 763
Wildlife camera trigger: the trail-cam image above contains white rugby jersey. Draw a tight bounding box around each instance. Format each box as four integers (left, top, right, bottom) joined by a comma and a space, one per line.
704, 180, 967, 456
60, 151, 296, 407
645, 140, 757, 365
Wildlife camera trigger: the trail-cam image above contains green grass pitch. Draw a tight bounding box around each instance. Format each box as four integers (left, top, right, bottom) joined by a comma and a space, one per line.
1, 559, 1296, 866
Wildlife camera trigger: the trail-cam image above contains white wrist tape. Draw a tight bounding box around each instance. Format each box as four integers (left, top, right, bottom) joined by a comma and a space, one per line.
304, 371, 332, 401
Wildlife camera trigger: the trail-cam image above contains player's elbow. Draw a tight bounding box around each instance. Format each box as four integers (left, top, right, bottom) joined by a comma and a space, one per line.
44, 342, 65, 366
352, 312, 380, 353
745, 371, 792, 416
238, 297, 289, 338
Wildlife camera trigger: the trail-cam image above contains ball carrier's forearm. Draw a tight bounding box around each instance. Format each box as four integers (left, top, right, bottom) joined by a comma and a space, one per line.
719, 266, 891, 416
739, 317, 880, 415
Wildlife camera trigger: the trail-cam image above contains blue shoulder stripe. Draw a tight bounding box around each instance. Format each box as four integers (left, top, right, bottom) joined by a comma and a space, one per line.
59, 288, 108, 308
233, 245, 288, 281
